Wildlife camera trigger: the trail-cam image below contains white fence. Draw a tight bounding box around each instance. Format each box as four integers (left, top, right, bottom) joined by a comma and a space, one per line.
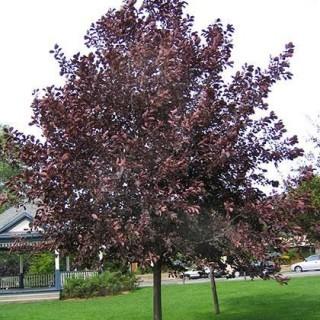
0, 271, 97, 290
0, 276, 19, 290
61, 271, 98, 288
0, 273, 54, 290
25, 273, 55, 288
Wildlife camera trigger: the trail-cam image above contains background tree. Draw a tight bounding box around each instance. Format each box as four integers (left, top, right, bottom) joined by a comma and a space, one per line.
292, 173, 320, 245
0, 125, 20, 213
287, 117, 320, 248
5, 1, 309, 319
28, 252, 55, 275
0, 253, 29, 277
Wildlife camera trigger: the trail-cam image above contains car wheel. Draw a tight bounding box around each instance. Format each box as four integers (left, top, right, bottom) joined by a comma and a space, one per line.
294, 266, 303, 273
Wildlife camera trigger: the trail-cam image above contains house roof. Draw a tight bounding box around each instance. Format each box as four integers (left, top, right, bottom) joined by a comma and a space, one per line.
0, 203, 42, 249
0, 203, 38, 234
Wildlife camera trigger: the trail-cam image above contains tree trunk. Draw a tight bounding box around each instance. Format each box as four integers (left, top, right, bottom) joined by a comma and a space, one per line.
153, 259, 162, 320
210, 267, 220, 315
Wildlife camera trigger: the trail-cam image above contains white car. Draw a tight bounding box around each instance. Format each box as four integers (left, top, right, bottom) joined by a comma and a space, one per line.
181, 267, 211, 279
291, 255, 320, 272
181, 269, 201, 279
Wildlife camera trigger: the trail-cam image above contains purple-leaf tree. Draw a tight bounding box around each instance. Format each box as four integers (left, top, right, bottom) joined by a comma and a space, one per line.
4, 1, 309, 319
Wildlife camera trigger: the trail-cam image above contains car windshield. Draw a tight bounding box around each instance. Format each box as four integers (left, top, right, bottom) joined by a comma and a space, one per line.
306, 255, 320, 262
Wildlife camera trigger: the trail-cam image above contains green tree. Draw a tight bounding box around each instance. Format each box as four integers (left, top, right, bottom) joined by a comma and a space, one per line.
295, 175, 320, 243
0, 125, 20, 213
291, 118, 320, 247
28, 253, 55, 274
0, 252, 21, 276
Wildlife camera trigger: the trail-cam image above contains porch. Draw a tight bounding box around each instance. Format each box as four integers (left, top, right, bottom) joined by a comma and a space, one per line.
0, 271, 98, 302
0, 204, 98, 302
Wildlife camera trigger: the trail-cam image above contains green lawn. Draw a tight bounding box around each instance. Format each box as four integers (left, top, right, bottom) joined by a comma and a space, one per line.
1, 277, 320, 320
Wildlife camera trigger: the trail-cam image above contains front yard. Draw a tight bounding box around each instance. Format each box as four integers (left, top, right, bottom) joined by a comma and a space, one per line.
1, 276, 320, 320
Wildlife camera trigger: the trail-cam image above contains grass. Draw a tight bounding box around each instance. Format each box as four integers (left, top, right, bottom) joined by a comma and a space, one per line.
1, 276, 320, 320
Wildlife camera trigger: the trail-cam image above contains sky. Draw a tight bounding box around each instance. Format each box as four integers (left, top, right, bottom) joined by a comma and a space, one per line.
0, 0, 319, 159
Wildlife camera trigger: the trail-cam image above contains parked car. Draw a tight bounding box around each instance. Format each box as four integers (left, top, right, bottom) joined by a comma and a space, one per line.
261, 261, 280, 276
291, 255, 320, 272
224, 261, 279, 279
180, 269, 202, 279
180, 267, 224, 279
198, 267, 210, 278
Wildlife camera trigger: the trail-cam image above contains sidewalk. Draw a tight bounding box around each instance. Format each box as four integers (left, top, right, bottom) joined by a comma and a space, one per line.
138, 273, 178, 282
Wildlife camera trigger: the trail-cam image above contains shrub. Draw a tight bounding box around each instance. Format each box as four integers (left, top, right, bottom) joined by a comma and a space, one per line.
279, 248, 306, 264
62, 271, 138, 299
28, 253, 54, 274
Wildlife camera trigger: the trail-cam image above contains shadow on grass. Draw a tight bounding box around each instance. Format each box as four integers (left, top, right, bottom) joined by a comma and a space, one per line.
190, 290, 320, 320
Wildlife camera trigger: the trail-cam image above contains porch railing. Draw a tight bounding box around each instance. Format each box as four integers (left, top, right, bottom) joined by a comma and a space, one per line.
0, 276, 19, 290
0, 271, 97, 290
24, 273, 55, 288
0, 273, 54, 290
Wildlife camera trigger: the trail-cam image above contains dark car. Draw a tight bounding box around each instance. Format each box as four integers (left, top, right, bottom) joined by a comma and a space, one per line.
263, 261, 280, 274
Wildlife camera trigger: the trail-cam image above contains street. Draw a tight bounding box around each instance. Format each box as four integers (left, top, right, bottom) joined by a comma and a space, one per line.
138, 270, 320, 287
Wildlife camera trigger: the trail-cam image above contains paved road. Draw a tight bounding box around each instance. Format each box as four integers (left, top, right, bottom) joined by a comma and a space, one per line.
284, 270, 320, 278
138, 270, 320, 287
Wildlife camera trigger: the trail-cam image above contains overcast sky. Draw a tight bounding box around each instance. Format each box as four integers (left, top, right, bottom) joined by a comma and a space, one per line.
0, 0, 319, 158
